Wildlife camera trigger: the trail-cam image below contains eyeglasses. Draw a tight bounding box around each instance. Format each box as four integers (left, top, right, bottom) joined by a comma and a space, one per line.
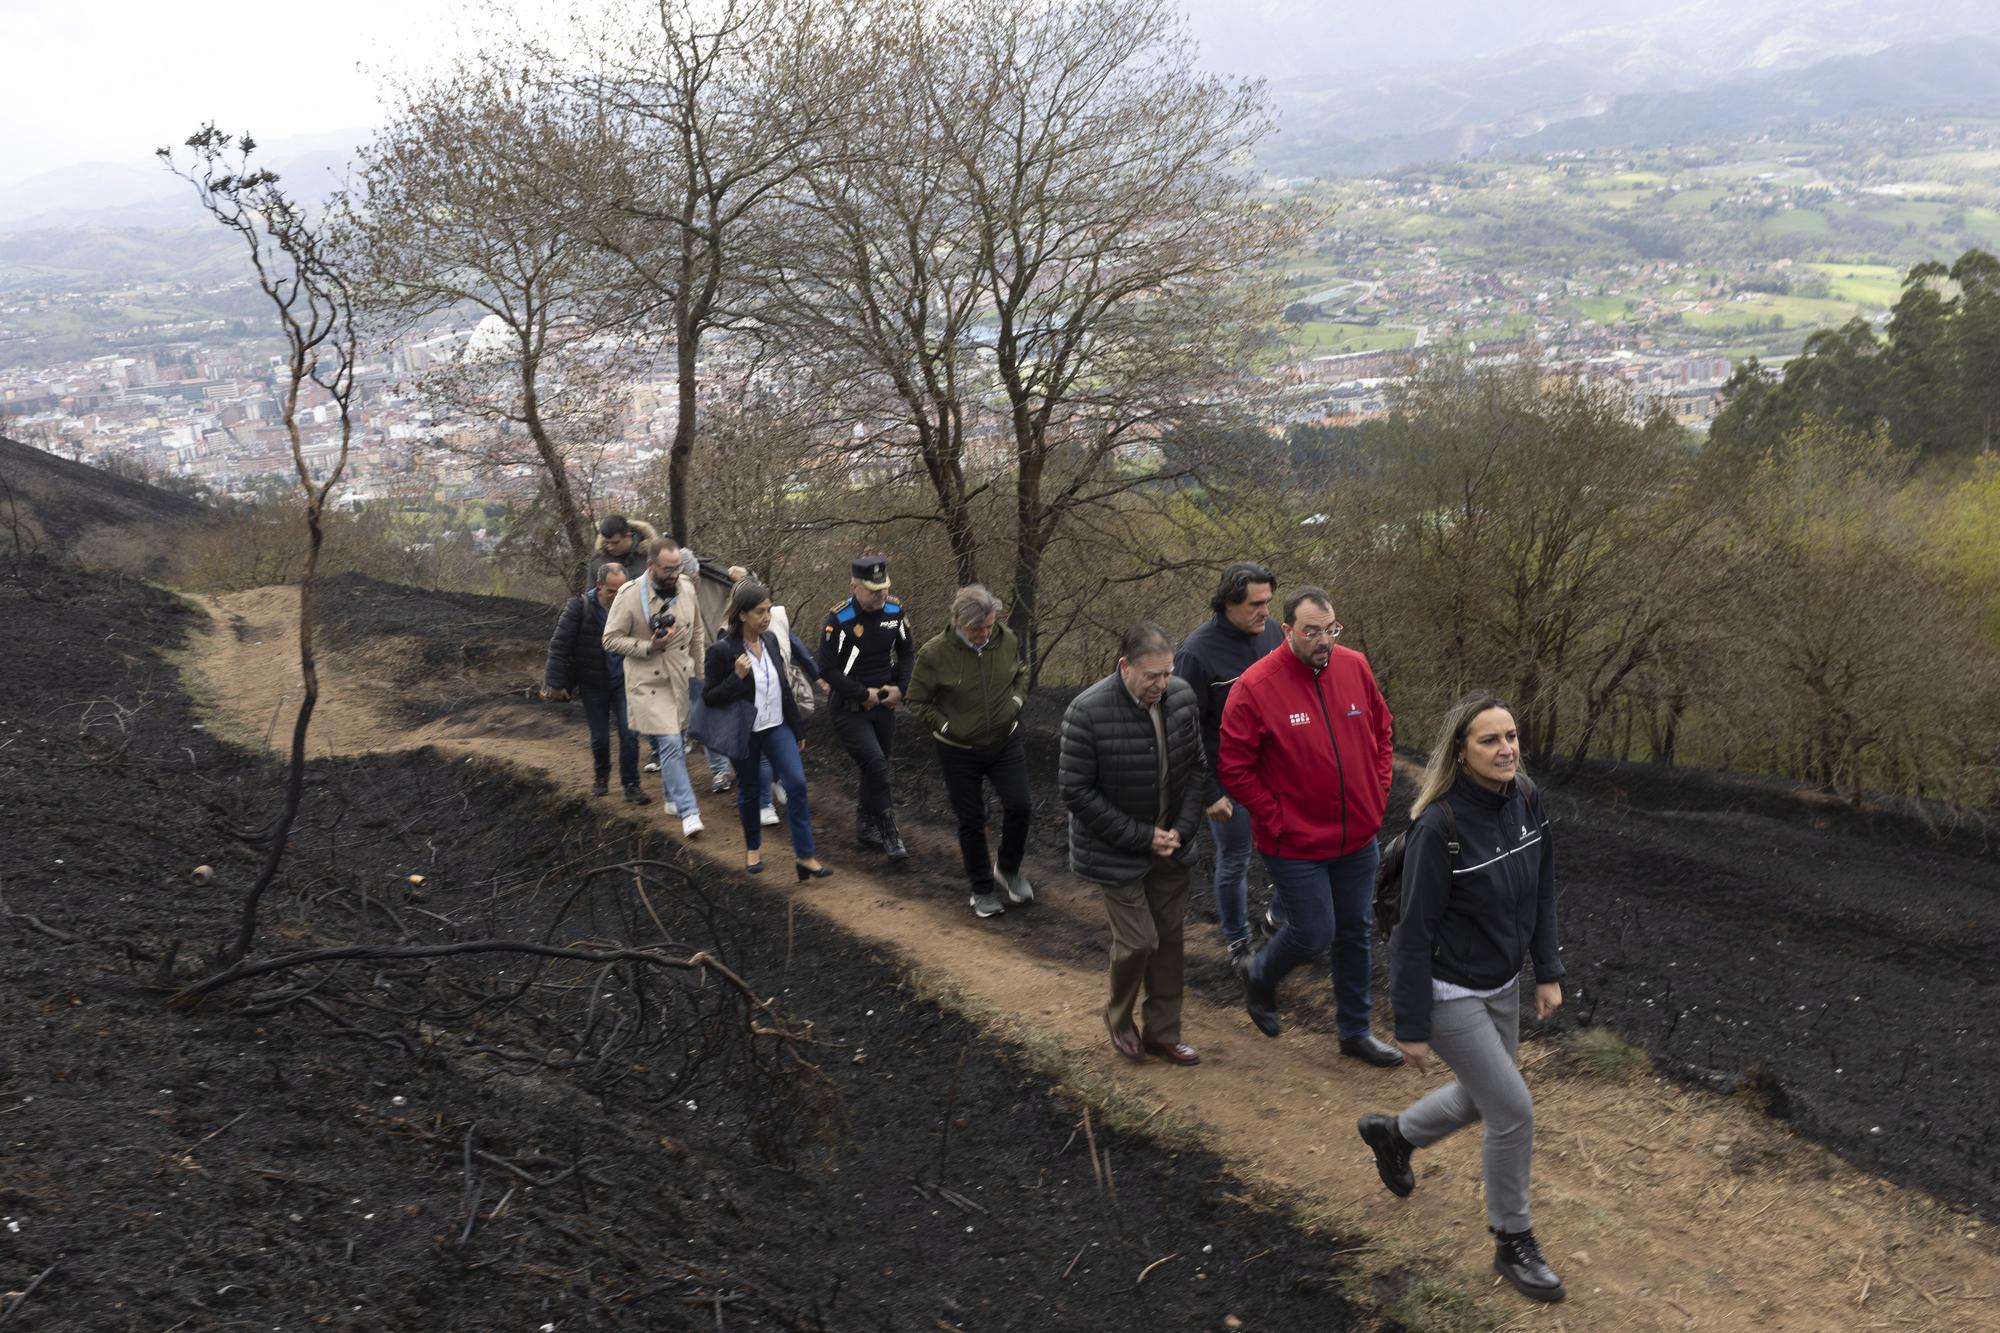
1294, 621, 1343, 642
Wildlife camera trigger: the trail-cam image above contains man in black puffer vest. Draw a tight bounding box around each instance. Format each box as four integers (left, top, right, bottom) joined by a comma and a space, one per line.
1059, 622, 1208, 1066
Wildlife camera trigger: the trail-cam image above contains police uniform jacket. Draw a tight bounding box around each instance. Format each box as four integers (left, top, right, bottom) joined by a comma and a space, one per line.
816, 597, 914, 704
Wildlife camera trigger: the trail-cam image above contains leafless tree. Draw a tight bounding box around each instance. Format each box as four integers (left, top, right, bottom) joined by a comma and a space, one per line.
160, 127, 357, 969
353, 60, 636, 589
939, 0, 1303, 671
561, 0, 862, 546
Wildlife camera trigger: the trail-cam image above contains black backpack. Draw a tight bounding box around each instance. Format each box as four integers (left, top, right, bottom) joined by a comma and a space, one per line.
1373, 803, 1456, 940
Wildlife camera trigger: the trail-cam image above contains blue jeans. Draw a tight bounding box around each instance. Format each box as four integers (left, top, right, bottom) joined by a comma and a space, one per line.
578, 683, 639, 787
737, 724, 813, 858
1208, 802, 1255, 947
1250, 843, 1381, 1040
648, 732, 701, 818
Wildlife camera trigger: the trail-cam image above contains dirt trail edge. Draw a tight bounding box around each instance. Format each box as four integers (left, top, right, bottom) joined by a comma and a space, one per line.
190, 586, 2000, 1332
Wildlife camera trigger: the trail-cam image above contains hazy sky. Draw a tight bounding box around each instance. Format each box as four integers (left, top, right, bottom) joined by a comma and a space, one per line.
0, 2, 468, 182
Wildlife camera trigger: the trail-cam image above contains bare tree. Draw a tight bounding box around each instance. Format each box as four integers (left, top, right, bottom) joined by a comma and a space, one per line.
160, 127, 357, 969
353, 60, 635, 588
937, 0, 1305, 672
769, 6, 990, 584
564, 0, 860, 545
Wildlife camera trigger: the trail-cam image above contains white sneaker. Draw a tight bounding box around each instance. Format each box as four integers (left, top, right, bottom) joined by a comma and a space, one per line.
759, 806, 780, 827
644, 760, 660, 774
681, 813, 704, 838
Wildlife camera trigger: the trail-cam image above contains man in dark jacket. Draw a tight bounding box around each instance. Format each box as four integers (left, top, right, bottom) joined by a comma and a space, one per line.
907, 583, 1031, 918
1218, 586, 1401, 1065
543, 562, 643, 802
588, 514, 659, 587
1060, 622, 1208, 1065
818, 555, 916, 859
1173, 561, 1284, 973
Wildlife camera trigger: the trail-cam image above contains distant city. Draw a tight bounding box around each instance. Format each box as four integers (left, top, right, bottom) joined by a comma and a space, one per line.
7, 13, 2000, 509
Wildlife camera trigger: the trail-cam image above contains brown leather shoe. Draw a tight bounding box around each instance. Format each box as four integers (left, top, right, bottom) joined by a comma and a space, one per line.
1142, 1038, 1200, 1066
1104, 1013, 1144, 1061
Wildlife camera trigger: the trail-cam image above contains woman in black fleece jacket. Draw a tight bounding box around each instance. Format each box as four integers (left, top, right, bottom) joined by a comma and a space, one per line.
1357, 693, 1568, 1305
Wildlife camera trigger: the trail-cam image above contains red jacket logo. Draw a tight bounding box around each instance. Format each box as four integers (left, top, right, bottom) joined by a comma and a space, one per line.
1288, 711, 1311, 726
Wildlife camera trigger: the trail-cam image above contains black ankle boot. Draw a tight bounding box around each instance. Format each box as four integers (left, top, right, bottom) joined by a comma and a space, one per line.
855, 811, 886, 851
879, 812, 909, 860
1492, 1228, 1565, 1302
1357, 1113, 1414, 1196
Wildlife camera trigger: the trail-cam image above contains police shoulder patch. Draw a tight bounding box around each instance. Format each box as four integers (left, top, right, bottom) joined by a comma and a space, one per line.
884, 600, 902, 615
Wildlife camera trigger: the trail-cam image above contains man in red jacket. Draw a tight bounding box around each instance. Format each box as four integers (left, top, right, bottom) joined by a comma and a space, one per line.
1217, 586, 1402, 1064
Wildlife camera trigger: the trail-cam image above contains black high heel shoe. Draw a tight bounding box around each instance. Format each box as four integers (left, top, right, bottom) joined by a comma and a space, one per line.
744, 853, 764, 874
796, 861, 834, 882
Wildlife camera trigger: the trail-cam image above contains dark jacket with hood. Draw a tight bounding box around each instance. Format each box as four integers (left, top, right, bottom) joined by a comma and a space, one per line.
1173, 611, 1285, 804
588, 518, 661, 586
1388, 773, 1563, 1042
544, 590, 621, 693
1058, 672, 1208, 886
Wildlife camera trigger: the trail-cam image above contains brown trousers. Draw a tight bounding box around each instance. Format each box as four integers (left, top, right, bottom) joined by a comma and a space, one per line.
1101, 855, 1190, 1045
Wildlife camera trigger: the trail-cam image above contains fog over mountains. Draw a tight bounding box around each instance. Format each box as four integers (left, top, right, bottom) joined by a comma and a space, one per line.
1182, 0, 2000, 173
3, 0, 1999, 240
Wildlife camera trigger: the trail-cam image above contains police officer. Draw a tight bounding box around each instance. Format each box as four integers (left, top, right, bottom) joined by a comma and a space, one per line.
818, 555, 915, 859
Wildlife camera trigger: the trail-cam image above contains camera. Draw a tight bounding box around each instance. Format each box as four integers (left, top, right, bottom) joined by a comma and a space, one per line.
649, 608, 678, 635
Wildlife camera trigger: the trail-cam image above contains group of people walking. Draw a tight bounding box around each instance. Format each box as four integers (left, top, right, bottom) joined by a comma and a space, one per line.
542, 526, 1569, 1304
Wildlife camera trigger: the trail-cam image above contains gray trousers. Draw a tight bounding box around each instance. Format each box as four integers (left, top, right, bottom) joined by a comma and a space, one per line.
1395, 986, 1534, 1233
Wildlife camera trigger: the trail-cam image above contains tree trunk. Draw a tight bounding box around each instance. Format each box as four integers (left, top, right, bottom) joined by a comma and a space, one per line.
521, 371, 592, 589
1009, 449, 1046, 683
669, 325, 698, 543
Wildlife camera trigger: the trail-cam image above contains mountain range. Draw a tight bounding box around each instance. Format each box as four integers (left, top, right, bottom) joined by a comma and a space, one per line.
1180, 0, 2000, 174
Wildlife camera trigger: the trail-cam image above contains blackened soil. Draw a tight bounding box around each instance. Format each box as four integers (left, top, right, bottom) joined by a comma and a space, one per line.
856, 679, 2000, 1221
312, 571, 559, 723
0, 557, 1366, 1331
0, 435, 204, 554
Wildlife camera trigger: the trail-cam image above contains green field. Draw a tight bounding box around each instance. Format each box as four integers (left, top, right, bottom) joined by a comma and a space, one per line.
1681, 293, 1860, 333
1290, 321, 1417, 354
1802, 262, 1905, 306
1761, 209, 1831, 238
1662, 187, 1727, 213
1571, 294, 1637, 322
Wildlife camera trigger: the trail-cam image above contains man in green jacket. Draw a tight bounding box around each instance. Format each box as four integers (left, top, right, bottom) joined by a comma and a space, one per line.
907, 584, 1033, 919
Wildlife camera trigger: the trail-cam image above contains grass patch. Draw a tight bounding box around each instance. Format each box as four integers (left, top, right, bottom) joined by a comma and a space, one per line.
1567, 1027, 1651, 1081
1571, 294, 1635, 323
1662, 187, 1726, 213
1290, 320, 1418, 354
1801, 262, 1905, 306
1382, 1275, 1499, 1333
1761, 208, 1830, 238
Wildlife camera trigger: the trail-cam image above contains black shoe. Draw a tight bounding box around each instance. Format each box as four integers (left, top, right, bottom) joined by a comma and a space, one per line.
796, 861, 835, 882
622, 785, 645, 804
1340, 1034, 1405, 1068
1492, 1229, 1565, 1303
879, 813, 909, 861
1357, 1113, 1415, 1197
856, 811, 886, 852
1242, 970, 1280, 1038
591, 777, 609, 797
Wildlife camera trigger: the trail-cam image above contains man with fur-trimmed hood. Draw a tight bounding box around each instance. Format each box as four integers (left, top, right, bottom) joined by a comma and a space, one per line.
589, 514, 659, 586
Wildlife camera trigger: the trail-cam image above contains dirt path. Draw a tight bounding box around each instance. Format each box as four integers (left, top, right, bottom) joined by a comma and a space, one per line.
188, 586, 2000, 1331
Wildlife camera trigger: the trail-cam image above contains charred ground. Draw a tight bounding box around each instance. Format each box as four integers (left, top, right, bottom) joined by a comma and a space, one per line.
0, 556, 1369, 1330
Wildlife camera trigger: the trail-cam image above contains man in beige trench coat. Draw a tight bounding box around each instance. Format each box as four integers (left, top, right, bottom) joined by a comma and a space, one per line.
604, 538, 708, 836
